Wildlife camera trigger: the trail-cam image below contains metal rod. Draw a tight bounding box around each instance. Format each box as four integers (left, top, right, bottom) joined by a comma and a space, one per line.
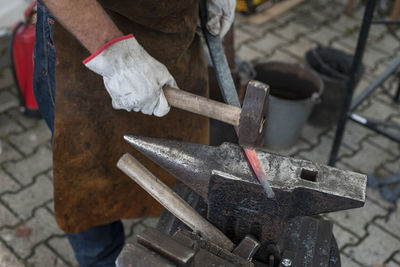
349, 113, 400, 143
350, 56, 400, 110
328, 0, 377, 166
372, 20, 400, 25
394, 74, 400, 102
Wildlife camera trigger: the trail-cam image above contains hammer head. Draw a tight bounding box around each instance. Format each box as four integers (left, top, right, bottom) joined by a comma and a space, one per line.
239, 80, 269, 148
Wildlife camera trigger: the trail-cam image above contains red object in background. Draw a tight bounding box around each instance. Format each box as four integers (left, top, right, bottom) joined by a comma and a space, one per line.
10, 0, 40, 117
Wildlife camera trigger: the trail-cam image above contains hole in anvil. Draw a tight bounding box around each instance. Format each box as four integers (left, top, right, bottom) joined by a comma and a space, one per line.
300, 169, 318, 182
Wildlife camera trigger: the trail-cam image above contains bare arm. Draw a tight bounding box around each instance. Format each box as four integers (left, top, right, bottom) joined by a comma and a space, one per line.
42, 0, 123, 53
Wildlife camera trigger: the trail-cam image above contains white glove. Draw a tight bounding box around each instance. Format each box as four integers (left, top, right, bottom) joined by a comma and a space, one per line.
83, 34, 176, 117
206, 0, 236, 38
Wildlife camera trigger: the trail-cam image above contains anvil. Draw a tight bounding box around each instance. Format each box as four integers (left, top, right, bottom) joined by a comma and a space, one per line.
124, 135, 366, 246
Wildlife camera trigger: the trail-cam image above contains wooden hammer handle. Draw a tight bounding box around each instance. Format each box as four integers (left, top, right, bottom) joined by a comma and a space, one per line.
117, 153, 235, 252
164, 87, 241, 126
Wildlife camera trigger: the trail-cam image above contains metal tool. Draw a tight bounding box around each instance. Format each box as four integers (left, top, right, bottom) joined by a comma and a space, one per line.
164, 80, 269, 148
117, 153, 234, 251
199, 0, 274, 198
117, 227, 257, 267
123, 135, 367, 247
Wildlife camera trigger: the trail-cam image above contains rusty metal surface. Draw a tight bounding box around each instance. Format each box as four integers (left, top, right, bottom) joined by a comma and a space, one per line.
116, 243, 176, 267
233, 235, 261, 261
137, 228, 195, 266
239, 81, 269, 148
123, 135, 366, 212
150, 184, 341, 266
277, 217, 340, 267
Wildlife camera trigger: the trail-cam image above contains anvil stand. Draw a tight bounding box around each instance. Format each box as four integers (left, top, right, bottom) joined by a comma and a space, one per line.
328, 0, 400, 202
156, 184, 340, 267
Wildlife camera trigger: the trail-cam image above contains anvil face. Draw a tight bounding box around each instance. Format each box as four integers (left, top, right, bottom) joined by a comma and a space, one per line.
124, 135, 366, 214
124, 135, 366, 244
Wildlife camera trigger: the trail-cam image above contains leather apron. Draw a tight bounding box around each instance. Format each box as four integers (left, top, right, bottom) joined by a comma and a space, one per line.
52, 0, 209, 233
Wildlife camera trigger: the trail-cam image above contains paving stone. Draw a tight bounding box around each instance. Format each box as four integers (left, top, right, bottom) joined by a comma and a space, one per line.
0, 170, 20, 194
332, 224, 359, 250
122, 218, 142, 238
0, 242, 24, 267
27, 244, 68, 267
325, 198, 388, 237
125, 223, 146, 244
0, 141, 22, 164
0, 114, 23, 137
142, 217, 159, 228
339, 253, 363, 267
327, 121, 373, 151
293, 9, 328, 28
282, 38, 318, 60
362, 48, 391, 69
237, 20, 279, 38
2, 175, 53, 220
344, 225, 400, 266
367, 134, 400, 155
329, 15, 360, 34
247, 33, 287, 55
383, 157, 400, 174
0, 91, 18, 114
371, 34, 400, 54
262, 139, 311, 157
299, 136, 352, 164
236, 44, 265, 62
300, 123, 328, 146
8, 121, 51, 155
0, 68, 14, 89
234, 27, 254, 49
46, 201, 55, 214
0, 204, 19, 226
330, 40, 356, 54
273, 22, 310, 41
48, 236, 78, 266
342, 141, 393, 174
359, 99, 399, 121
375, 207, 400, 239
6, 108, 40, 129
307, 27, 341, 46
5, 146, 52, 185
0, 208, 63, 258
262, 48, 300, 64
366, 187, 396, 210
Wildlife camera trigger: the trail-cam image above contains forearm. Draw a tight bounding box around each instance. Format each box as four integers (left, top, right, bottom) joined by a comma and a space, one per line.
42, 0, 122, 53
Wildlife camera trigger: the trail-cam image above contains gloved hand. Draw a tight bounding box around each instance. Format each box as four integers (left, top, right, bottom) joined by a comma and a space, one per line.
206, 0, 236, 38
83, 34, 176, 117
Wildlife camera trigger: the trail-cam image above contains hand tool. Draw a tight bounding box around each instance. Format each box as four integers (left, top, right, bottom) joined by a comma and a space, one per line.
163, 80, 269, 148
199, 0, 274, 198
117, 153, 234, 251
123, 135, 366, 247
117, 227, 258, 267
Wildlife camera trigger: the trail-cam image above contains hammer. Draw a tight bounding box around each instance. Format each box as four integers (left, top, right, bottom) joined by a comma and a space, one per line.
164, 80, 269, 148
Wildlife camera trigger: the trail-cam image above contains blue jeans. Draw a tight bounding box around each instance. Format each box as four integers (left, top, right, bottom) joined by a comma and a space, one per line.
33, 1, 124, 266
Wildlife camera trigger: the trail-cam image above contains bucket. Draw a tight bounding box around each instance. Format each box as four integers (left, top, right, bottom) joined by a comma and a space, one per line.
254, 61, 323, 149
305, 47, 365, 127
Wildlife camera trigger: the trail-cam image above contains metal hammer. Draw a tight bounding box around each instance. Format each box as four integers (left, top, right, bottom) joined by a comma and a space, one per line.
164, 80, 269, 148
123, 135, 367, 246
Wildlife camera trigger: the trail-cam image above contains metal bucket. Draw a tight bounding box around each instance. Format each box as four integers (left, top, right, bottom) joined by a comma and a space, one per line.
305, 47, 365, 127
254, 62, 324, 149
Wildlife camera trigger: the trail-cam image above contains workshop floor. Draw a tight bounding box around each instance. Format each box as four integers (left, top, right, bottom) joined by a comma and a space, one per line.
0, 0, 400, 266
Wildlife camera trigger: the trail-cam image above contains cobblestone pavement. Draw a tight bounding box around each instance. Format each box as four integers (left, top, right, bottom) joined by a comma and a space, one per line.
1, 0, 400, 266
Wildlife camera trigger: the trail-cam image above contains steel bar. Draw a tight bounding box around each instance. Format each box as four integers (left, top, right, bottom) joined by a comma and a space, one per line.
350, 55, 400, 111
349, 113, 400, 143
328, 0, 376, 166
117, 153, 235, 251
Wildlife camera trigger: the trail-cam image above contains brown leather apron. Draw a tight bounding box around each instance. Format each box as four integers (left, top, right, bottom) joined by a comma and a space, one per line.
53, 0, 209, 233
